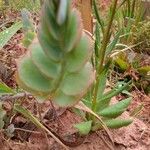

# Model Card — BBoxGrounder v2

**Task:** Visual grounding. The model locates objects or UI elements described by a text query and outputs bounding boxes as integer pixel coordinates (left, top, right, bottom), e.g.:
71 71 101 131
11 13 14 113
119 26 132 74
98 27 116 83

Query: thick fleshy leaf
93 119 132 130
17 56 53 93
42 2 59 39
64 10 82 52
54 91 81 107
38 14 63 62
66 33 93 72
74 121 92 135
16 0 94 108
38 29 62 62
16 73 49 98
98 97 132 118
45 0 55 18
100 81 131 101
61 63 94 96
30 42 61 79
97 81 131 111
105 119 132 129
57 0 68 25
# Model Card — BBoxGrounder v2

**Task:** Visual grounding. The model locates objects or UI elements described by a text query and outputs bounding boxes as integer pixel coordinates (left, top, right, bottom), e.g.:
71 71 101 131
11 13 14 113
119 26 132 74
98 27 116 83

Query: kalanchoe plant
13 0 134 141
16 0 94 107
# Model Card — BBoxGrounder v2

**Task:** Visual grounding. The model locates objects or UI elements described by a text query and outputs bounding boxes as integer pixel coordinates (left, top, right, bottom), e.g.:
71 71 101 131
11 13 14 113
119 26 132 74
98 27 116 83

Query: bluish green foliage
16 0 94 107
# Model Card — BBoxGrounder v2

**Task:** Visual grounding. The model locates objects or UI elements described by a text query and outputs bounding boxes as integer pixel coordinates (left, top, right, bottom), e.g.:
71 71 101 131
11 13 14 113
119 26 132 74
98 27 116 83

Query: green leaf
97 61 111 99
99 81 131 102
98 97 132 118
95 22 101 58
43 2 59 39
93 0 104 33
72 108 86 120
17 56 53 94
30 42 61 79
97 81 131 111
21 8 35 48
106 31 121 55
54 91 80 107
74 120 92 135
21 8 34 31
92 118 132 130
57 0 68 25
82 99 92 108
22 31 35 48
0 21 22 49
137 66 150 76
16 0 94 107
61 63 94 96
64 10 82 52
66 34 93 72
114 57 130 71
0 82 14 95
105 119 133 129
38 28 63 62
122 90 132 96
16 73 49 100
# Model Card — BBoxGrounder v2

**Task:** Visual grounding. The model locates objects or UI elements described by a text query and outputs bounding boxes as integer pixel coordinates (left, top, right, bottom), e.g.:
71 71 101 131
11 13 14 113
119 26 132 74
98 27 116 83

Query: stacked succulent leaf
16 0 94 107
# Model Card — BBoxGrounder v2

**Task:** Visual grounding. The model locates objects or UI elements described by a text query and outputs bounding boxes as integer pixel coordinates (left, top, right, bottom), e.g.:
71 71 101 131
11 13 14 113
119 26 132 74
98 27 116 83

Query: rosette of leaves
16 0 94 107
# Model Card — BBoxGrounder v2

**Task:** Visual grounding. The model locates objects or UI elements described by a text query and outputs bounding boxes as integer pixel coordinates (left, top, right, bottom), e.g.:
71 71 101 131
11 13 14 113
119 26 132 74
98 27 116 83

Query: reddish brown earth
0 7 150 150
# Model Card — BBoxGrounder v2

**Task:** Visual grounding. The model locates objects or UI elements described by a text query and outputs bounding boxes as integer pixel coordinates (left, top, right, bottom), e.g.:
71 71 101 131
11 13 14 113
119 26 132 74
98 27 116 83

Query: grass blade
0 21 22 49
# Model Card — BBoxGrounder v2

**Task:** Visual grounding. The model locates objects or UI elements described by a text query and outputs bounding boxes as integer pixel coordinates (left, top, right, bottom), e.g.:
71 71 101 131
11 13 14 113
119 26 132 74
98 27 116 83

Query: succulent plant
16 0 94 107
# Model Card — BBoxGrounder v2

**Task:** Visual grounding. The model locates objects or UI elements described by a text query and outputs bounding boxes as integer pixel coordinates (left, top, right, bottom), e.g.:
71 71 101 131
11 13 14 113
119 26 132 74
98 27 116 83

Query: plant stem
92 0 118 111
131 0 136 18
52 57 66 94
127 0 131 17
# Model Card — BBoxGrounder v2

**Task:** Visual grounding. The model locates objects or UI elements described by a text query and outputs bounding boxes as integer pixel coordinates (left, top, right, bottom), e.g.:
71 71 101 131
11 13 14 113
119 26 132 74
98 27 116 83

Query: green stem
93 0 104 34
51 55 67 96
92 0 118 111
126 0 131 17
51 36 68 95
131 0 136 18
